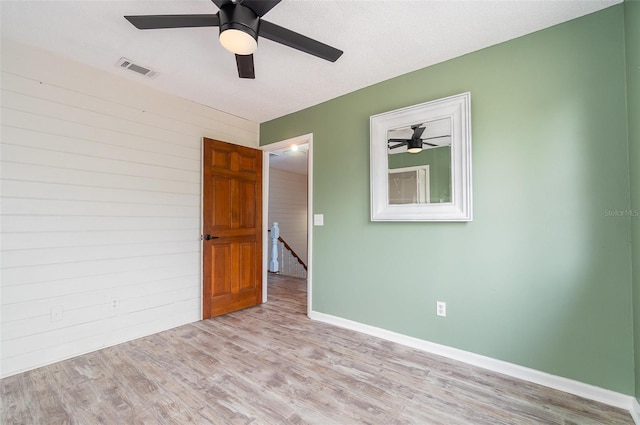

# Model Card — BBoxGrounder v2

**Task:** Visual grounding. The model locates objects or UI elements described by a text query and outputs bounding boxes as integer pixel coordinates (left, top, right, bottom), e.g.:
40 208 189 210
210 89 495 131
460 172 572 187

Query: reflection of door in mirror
387 117 452 203
388 166 429 204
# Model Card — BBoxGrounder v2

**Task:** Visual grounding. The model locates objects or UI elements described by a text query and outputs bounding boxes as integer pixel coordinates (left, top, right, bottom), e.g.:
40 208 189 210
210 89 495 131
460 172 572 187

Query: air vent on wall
116 57 158 78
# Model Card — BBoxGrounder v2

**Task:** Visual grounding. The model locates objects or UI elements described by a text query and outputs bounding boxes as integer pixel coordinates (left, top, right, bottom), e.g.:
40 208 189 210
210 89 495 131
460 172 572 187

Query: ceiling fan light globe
407 147 422 154
220 29 257 55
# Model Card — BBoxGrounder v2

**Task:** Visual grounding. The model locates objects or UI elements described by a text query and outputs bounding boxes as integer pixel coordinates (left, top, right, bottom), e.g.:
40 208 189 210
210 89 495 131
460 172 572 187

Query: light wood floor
1 275 633 424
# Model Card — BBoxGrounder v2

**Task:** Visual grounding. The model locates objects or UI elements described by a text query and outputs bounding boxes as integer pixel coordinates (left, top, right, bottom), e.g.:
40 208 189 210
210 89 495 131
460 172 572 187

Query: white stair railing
269 222 280 273
268 223 307 279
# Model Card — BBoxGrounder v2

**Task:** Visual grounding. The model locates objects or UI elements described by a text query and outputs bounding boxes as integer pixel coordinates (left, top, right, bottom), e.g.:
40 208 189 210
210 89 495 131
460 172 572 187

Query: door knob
204 234 219 240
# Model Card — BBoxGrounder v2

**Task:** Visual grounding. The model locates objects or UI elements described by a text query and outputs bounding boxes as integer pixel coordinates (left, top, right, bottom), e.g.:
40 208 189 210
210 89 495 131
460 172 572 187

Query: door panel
213 178 232 228
239 241 256 291
211 243 232 295
239 180 256 228
238 152 258 173
203 138 262 318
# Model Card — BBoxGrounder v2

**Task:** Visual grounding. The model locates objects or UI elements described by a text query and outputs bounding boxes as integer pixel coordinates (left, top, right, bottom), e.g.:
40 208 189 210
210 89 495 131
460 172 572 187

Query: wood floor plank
0 274 633 424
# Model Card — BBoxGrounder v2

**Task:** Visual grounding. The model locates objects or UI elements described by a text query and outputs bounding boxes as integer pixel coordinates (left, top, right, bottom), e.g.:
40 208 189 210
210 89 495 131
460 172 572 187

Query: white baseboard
309 310 636 418
631 398 640 425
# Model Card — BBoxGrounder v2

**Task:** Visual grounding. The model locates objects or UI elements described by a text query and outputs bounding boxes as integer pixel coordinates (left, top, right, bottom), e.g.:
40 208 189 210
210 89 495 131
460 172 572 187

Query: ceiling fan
388 124 451 154
124 0 343 79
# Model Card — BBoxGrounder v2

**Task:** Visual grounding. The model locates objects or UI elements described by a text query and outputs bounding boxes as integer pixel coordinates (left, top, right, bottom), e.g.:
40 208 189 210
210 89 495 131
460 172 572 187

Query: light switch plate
314 214 324 226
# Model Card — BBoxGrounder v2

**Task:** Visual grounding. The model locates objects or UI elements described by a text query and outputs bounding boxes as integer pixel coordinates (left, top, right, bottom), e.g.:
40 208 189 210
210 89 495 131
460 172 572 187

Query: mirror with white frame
370 92 472 221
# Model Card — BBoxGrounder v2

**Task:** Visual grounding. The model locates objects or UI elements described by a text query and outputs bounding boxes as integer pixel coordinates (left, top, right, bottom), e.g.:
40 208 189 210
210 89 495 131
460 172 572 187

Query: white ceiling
0 0 621 124
269 144 308 174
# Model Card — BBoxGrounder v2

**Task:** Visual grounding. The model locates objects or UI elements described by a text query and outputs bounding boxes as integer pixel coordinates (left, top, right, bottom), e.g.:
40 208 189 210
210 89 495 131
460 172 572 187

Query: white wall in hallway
268 168 308 264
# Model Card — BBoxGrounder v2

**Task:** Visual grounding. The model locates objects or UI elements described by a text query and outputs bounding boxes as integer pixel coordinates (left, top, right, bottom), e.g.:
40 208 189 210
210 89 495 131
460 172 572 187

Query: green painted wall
388 147 451 203
261 6 634 394
625 0 640 403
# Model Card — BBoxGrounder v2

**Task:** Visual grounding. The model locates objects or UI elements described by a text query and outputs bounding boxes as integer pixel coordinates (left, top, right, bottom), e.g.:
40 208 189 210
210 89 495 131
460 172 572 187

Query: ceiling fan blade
211 0 233 9
241 0 281 17
413 126 426 139
125 14 220 30
236 54 255 79
421 135 451 147
259 20 343 62
388 139 410 143
422 135 451 140
388 142 407 149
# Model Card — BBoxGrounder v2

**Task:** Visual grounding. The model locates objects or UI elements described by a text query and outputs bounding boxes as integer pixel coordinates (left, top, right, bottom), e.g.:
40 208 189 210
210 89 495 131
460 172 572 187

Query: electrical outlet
109 297 120 311
436 301 446 317
50 305 63 322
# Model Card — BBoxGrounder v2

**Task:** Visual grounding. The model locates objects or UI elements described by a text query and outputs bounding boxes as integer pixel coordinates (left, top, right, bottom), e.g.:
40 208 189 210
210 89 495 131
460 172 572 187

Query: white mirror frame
370 92 472 221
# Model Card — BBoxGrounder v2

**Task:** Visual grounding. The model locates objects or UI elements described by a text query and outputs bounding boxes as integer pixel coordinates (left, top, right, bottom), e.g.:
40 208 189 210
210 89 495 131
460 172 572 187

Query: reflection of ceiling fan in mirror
388 124 451 154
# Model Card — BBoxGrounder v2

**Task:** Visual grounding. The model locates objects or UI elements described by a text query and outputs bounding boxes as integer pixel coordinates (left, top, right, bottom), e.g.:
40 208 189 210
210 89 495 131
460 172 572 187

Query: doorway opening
261 133 313 317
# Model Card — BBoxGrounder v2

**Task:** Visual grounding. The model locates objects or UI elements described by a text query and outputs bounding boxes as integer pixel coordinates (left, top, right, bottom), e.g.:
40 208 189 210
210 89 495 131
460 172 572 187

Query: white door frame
261 133 313 317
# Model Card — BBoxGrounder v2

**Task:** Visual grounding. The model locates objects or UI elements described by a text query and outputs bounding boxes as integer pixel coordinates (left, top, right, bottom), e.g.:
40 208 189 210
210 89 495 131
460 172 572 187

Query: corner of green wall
624 0 640 403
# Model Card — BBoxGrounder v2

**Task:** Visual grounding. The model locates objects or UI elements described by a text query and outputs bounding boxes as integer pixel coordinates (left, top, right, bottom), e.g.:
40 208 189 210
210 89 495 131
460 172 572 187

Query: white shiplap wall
0 39 259 378
268 168 308 264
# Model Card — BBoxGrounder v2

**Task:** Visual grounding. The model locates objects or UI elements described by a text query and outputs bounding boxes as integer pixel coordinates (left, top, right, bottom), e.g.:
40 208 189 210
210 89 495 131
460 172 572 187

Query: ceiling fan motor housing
218 3 260 44
408 139 423 151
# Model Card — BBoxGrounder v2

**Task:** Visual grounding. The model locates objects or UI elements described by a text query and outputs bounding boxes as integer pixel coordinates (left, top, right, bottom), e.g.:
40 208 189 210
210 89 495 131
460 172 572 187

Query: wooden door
203 138 262 318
